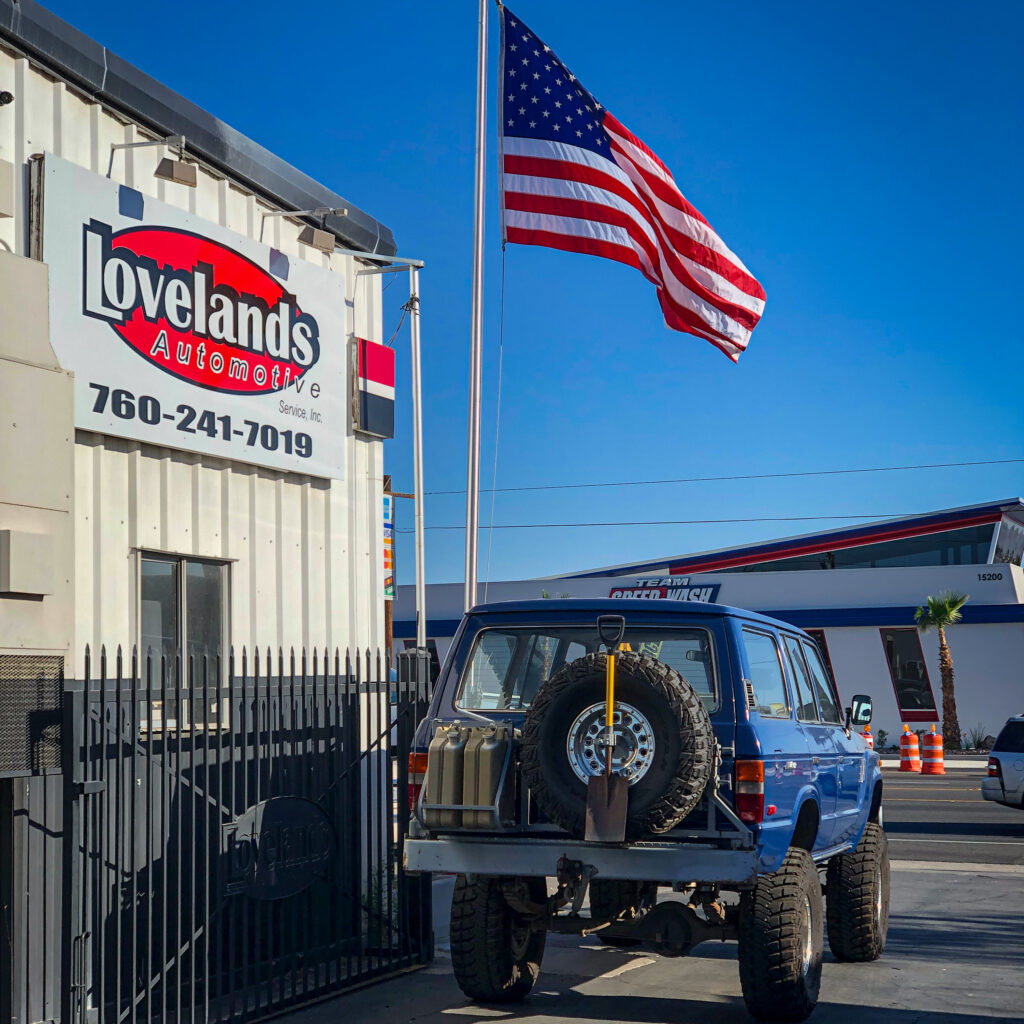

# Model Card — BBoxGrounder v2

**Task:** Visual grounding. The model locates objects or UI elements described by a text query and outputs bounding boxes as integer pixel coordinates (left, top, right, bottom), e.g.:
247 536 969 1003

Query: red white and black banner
352 337 395 439
41 154 350 478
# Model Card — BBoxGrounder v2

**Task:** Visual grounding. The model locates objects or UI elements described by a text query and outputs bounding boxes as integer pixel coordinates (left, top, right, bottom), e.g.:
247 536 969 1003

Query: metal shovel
585 616 628 842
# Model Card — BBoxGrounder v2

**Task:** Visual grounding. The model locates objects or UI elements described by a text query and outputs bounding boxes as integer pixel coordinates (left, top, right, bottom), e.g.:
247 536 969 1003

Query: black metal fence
3 645 434 1024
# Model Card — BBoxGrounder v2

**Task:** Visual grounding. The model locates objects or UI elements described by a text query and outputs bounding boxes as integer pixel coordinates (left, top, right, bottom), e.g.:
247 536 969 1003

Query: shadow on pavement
471 992 1022 1023
885 912 1024 966
884 819 1024 838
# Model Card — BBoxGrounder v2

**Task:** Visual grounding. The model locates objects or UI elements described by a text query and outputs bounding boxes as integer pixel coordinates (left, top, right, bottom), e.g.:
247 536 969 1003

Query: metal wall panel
0 44 387 673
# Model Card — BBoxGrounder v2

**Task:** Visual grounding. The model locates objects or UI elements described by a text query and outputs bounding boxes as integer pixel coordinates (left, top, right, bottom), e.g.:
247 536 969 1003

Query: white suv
982 715 1024 809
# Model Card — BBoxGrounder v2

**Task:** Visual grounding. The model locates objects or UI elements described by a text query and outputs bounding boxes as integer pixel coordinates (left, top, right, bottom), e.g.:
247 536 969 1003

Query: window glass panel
801 640 841 723
141 558 178 663
186 561 224 669
804 629 836 683
457 626 718 712
742 630 789 718
880 629 937 716
783 637 818 722
994 721 1024 753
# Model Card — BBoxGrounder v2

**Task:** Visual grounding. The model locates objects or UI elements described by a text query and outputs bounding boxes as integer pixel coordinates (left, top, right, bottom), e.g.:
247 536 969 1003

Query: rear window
994 720 1024 753
456 626 718 713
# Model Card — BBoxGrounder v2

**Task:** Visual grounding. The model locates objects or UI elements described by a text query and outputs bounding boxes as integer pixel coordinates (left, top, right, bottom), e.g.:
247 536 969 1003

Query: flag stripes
500 8 764 360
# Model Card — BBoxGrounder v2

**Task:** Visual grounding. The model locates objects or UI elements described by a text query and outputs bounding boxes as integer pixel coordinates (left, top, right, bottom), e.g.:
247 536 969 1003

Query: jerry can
423 723 468 828
462 724 512 829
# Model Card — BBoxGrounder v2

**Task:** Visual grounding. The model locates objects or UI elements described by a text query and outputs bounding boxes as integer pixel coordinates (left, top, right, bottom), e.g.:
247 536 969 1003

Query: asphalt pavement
277 769 1024 1024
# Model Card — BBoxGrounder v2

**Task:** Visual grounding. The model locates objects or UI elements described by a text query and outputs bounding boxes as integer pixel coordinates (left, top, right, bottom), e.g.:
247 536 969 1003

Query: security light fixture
259 206 348 253
107 134 196 187
0 91 13 107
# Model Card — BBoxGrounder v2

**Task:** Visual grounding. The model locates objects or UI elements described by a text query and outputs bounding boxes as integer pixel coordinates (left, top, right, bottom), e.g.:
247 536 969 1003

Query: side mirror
848 694 872 727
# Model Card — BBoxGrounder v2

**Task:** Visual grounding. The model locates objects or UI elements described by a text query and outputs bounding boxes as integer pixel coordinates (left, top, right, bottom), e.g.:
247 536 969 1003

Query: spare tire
521 652 714 838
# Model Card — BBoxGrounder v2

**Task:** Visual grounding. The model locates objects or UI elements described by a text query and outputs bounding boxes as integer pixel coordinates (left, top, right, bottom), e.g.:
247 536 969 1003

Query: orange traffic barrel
899 725 921 772
921 724 945 775
861 726 874 749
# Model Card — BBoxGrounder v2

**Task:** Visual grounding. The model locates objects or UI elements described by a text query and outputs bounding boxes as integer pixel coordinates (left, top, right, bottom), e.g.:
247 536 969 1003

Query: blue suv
405 600 887 1022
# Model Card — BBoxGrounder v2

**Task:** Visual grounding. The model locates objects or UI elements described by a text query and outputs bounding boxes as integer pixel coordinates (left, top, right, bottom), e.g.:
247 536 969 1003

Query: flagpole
464 0 489 613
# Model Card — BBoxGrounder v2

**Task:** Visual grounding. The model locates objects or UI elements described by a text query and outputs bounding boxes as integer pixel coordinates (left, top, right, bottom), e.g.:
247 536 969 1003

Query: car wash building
0 5 429 1024
395 499 1024 743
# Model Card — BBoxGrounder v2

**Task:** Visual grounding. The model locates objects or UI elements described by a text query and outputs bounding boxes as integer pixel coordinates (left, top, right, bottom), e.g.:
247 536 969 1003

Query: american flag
500 8 765 361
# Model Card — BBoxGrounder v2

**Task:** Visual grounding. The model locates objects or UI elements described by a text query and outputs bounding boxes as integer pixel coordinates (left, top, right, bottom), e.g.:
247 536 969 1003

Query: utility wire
397 513 918 533
418 457 1024 497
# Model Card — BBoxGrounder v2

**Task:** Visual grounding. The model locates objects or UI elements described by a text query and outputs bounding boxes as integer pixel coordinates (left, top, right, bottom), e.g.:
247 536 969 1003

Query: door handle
837 756 845 765
812 756 820 765
784 760 798 771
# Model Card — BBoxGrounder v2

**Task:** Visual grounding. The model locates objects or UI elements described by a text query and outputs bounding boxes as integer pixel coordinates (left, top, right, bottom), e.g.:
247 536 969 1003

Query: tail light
987 756 1001 779
408 752 428 811
735 759 765 824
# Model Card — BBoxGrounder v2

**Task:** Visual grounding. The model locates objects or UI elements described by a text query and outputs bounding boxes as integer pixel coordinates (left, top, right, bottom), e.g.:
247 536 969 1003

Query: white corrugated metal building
0 1 397 672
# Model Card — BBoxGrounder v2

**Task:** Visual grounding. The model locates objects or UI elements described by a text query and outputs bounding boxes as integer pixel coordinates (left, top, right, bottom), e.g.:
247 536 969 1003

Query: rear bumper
982 776 1023 807
403 836 759 886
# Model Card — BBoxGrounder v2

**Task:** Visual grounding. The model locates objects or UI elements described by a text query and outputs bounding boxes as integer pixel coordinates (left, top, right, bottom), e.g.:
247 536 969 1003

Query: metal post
464 0 488 614
409 265 427 649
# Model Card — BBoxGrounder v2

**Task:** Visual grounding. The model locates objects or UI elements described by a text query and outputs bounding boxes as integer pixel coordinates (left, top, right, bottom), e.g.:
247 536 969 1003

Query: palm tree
914 591 969 750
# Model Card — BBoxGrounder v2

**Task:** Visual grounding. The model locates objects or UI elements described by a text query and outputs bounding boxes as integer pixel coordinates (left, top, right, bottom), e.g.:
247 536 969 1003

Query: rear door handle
812 756 820 765
784 760 798 771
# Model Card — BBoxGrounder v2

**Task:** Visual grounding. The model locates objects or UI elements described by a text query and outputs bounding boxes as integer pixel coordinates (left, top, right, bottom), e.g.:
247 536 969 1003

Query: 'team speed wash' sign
41 154 347 479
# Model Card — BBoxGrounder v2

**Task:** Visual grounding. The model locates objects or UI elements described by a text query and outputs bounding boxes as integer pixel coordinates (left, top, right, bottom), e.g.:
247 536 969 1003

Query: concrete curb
880 757 986 769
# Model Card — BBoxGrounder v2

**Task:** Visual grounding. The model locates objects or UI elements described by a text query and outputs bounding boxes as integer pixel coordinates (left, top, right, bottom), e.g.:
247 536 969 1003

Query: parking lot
279 770 1024 1024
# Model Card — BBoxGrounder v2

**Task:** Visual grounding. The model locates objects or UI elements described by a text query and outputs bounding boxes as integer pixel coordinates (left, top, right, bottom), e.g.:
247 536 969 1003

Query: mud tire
450 875 546 1003
825 822 890 962
521 653 714 838
738 847 823 1022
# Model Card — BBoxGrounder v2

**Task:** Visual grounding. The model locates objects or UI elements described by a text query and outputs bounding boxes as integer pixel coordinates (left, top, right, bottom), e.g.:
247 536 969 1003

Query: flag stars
520 82 527 89
541 110 549 117
522 57 529 66
510 43 517 52
576 130 583 137
565 114 572 122
529 121 536 128
508 69 516 77
518 107 525 114
553 124 560 131
530 96 539 103
532 72 540 79
544 86 551 94
554 100 562 108
507 119 514 127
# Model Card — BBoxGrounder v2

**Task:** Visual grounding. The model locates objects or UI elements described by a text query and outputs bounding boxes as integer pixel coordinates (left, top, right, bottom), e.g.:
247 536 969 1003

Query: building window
140 554 229 668
879 628 938 723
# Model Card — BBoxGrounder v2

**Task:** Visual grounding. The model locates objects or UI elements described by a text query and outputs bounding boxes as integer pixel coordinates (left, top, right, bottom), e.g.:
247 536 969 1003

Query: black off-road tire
450 875 547 1003
825 822 890 962
589 879 656 947
521 653 714 838
738 848 823 1023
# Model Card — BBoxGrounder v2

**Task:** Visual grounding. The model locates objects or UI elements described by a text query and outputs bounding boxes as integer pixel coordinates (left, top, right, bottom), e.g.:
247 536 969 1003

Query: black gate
61 645 433 1024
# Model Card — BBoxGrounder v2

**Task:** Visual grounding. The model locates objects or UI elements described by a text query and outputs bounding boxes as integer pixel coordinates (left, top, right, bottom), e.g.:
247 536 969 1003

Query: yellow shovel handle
604 651 616 773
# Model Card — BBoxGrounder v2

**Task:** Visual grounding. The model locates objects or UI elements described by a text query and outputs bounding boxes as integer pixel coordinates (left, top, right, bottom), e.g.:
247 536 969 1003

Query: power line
417 457 1024 498
397 513 916 533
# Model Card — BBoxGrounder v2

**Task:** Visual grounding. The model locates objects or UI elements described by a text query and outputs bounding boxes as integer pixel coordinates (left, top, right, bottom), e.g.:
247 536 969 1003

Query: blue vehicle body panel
414 598 883 881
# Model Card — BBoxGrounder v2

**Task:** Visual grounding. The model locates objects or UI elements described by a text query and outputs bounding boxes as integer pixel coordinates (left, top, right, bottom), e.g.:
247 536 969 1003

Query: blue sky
48 0 1024 584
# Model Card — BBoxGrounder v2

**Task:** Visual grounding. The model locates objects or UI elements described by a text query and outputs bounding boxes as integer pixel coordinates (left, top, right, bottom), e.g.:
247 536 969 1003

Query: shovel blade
584 773 628 843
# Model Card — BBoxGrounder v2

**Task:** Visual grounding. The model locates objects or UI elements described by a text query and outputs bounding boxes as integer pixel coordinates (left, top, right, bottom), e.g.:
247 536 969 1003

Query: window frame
137 551 231 729
453 623 720 714
781 635 821 723
878 627 939 723
740 627 792 719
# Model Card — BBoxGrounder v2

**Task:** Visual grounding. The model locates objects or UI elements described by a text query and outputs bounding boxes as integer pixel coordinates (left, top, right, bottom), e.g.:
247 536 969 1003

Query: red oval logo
82 221 320 395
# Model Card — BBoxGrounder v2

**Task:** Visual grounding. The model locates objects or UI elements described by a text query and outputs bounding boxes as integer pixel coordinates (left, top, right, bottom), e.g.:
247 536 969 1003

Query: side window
742 629 790 718
783 636 819 722
801 640 841 724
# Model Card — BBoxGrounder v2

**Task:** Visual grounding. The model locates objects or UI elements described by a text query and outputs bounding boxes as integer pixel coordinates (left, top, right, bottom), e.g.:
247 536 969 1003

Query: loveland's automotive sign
42 154 347 478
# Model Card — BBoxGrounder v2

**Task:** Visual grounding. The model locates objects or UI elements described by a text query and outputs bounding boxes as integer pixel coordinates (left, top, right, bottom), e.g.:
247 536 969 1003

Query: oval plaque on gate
223 797 335 900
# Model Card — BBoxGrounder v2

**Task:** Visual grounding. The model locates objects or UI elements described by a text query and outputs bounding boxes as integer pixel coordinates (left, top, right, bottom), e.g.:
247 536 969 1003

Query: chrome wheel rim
801 894 813 976
565 701 655 785
874 863 884 932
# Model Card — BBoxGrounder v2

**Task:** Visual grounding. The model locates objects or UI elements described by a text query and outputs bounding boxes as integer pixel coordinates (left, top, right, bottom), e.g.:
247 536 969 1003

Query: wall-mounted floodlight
107 134 196 187
259 206 348 253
